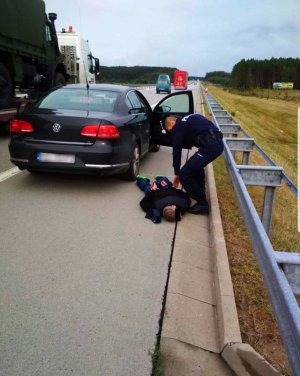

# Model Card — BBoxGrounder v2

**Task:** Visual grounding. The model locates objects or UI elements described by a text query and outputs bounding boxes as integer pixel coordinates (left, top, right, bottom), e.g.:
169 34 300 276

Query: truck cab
173 70 188 90
57 27 100 84
0 0 68 109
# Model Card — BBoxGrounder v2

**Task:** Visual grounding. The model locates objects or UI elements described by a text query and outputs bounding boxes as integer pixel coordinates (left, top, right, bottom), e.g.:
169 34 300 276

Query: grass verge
207 84 298 183
213 158 291 375
204 83 299 375
151 345 164 376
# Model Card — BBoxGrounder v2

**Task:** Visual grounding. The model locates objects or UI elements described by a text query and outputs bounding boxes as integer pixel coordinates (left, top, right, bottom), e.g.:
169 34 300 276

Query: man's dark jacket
139 187 191 213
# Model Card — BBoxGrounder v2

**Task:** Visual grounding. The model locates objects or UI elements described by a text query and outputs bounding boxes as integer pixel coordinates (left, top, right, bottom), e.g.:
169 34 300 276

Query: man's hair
163 205 176 222
165 116 177 130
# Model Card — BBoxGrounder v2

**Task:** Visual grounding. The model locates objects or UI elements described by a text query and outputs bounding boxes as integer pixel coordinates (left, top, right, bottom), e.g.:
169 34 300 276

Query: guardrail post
262 187 276 234
211 105 223 111
274 252 300 295
215 115 234 124
235 165 283 234
225 138 254 165
219 124 241 138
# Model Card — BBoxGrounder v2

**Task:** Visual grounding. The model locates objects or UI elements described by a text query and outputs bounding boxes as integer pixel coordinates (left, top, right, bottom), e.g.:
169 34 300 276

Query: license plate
37 152 75 164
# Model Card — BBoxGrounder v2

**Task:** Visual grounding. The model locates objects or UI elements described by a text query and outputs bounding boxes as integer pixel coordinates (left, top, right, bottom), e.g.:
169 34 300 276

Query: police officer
165 114 224 215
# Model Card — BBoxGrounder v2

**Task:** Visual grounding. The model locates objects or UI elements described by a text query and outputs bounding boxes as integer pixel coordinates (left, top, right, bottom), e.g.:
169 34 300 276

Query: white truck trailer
57 26 99 84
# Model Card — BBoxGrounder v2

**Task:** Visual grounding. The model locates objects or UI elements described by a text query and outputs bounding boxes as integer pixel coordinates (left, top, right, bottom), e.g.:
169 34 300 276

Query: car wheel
27 168 42 174
149 144 160 152
121 143 140 181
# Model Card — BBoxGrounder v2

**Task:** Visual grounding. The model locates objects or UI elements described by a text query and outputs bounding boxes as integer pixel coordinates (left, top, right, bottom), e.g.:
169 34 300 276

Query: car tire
27 168 42 174
121 143 140 181
149 144 160 152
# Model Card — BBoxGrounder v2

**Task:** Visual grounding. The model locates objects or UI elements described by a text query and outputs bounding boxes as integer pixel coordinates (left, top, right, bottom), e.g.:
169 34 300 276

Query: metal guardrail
240 128 298 197
210 100 298 198
204 90 300 375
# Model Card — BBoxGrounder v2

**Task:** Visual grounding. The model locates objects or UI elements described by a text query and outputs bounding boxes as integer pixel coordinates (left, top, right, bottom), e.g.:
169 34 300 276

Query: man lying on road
136 175 191 224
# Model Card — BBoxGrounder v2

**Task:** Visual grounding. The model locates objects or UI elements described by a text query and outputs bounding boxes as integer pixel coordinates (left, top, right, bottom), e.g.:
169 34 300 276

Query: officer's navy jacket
172 114 220 175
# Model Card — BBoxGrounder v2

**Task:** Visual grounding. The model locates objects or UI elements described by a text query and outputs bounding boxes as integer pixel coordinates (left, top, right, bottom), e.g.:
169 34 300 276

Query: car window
126 91 145 113
125 95 134 110
35 89 119 112
158 75 169 80
136 92 151 113
157 93 190 113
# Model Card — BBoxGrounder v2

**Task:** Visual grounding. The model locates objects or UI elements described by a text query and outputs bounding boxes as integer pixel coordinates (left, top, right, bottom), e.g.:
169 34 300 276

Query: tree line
204 71 231 86
96 66 177 85
95 58 300 90
205 58 300 89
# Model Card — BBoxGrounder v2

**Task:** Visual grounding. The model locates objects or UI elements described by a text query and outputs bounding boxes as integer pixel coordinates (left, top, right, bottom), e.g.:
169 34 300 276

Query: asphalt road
0 85 199 376
0 131 13 172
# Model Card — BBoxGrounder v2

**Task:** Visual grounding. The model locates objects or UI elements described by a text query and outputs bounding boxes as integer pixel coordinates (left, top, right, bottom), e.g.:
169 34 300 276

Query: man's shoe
188 202 209 215
136 174 150 182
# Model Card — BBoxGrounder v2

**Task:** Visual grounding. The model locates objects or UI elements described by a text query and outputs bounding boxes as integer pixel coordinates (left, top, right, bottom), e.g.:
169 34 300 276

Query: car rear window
35 89 119 112
158 75 168 80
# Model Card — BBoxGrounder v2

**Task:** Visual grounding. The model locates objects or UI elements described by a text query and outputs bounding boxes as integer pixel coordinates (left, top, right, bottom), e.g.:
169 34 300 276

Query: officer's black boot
188 198 209 215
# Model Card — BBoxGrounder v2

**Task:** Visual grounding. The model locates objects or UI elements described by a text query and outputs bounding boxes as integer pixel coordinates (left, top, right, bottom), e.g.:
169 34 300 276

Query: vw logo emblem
52 123 61 133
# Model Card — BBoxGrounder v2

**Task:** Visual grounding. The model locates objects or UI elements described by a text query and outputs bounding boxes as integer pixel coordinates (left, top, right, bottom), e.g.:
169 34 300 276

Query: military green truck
0 0 68 116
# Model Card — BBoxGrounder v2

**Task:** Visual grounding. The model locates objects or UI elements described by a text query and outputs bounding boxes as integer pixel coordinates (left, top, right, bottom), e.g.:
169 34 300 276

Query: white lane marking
0 167 21 182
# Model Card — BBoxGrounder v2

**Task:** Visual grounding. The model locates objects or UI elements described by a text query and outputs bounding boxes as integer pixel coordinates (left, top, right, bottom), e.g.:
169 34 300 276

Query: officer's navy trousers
179 140 224 203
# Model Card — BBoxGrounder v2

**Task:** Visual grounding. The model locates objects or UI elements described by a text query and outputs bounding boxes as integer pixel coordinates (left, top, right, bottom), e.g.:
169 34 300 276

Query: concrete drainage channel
152 160 283 376
151 221 178 375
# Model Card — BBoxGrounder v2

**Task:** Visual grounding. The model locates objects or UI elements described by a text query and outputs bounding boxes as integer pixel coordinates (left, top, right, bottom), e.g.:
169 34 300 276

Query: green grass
202 84 299 375
213 157 291 375
207 84 298 183
205 83 299 251
151 346 164 376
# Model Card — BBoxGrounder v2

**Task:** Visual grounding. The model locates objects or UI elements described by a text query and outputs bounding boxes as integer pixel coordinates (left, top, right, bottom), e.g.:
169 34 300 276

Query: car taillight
81 125 99 137
10 119 34 133
97 125 120 139
81 124 120 139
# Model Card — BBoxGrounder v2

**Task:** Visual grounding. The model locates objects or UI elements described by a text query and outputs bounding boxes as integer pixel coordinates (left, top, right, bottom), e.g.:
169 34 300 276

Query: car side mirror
94 58 100 75
158 105 171 113
128 108 141 114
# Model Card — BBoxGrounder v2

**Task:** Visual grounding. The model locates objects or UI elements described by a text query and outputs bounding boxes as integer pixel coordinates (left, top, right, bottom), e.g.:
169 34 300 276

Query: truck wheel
53 72 66 87
0 63 13 108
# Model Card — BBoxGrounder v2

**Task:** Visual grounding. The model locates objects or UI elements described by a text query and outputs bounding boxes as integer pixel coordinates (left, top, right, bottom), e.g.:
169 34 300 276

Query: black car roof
60 83 132 92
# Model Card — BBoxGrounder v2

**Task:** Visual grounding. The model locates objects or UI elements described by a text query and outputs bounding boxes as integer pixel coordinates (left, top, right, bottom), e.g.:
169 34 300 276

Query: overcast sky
45 0 299 77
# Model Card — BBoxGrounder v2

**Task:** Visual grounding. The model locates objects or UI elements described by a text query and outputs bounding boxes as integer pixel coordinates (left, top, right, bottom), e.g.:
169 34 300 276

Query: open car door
150 90 194 147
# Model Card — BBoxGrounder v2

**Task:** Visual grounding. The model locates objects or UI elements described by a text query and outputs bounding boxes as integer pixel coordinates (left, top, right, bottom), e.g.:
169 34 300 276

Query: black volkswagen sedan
9 84 194 180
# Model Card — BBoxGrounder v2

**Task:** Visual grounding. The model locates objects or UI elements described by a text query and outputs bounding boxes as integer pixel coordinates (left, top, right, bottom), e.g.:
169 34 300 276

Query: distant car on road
156 74 171 94
9 84 194 180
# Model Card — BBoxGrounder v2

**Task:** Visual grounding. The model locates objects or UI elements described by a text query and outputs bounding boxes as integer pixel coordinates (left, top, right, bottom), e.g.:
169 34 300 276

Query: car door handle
160 121 166 133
